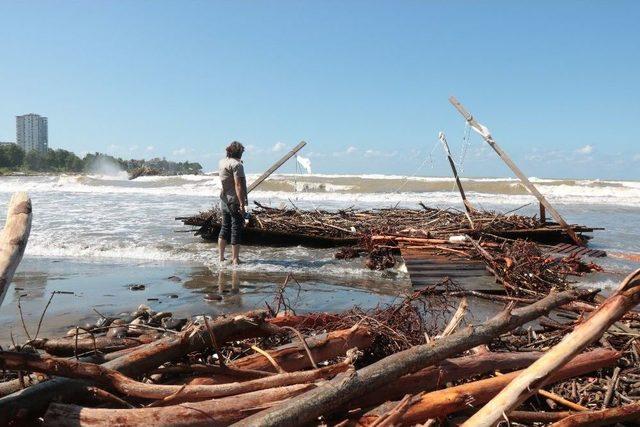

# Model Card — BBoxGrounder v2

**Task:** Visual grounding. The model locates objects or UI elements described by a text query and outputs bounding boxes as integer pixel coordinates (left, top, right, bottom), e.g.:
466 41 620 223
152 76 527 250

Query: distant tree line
0 144 202 175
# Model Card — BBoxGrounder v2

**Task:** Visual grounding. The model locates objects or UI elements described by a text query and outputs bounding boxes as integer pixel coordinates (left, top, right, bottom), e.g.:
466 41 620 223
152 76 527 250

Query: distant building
16 114 48 153
0 141 16 146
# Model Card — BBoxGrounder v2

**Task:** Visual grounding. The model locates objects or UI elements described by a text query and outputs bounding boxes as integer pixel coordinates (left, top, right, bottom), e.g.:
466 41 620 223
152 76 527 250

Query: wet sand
0 257 407 344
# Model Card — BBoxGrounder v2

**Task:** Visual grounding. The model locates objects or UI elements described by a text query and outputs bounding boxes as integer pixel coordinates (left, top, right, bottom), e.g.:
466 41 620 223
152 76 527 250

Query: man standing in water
218 141 248 266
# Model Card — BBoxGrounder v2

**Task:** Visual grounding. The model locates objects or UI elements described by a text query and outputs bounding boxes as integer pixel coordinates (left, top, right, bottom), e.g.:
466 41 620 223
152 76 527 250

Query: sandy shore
0 257 404 345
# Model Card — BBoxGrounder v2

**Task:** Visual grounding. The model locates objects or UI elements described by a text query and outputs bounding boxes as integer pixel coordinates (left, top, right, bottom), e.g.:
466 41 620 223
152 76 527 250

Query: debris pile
1 270 640 426
179 202 597 249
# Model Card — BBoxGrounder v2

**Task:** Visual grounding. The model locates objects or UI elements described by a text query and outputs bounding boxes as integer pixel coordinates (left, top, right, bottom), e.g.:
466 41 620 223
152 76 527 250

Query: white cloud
172 148 187 155
129 145 139 152
346 146 357 154
363 149 397 158
146 145 155 152
272 142 286 152
245 144 263 154
108 144 119 151
576 144 594 154
633 154 640 162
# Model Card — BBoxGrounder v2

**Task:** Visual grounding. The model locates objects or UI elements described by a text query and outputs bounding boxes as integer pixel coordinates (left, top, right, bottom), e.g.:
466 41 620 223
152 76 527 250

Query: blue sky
0 1 638 179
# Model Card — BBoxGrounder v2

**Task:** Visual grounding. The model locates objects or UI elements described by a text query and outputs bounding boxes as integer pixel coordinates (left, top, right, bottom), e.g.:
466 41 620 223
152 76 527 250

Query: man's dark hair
226 141 245 159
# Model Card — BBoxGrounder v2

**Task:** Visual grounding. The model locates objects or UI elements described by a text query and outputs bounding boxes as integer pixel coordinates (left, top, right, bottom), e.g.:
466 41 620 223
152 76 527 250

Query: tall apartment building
16 114 48 153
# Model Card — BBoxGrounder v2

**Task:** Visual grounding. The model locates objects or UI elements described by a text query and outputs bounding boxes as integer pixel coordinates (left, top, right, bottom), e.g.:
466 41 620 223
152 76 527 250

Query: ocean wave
1 174 639 206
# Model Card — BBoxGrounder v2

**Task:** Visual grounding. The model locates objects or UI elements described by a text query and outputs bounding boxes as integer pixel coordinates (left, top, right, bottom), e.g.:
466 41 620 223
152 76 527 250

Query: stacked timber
2 270 640 426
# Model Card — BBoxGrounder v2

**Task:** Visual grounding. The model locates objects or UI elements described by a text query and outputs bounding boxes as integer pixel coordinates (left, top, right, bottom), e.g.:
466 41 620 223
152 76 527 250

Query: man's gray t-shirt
219 157 246 205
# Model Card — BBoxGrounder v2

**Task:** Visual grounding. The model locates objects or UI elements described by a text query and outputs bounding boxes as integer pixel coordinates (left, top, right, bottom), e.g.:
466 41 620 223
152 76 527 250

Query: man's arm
233 162 248 213
235 176 247 213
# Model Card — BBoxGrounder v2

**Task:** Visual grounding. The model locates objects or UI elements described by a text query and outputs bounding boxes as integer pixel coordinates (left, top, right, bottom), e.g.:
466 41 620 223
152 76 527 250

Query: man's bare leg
231 244 241 265
218 238 227 262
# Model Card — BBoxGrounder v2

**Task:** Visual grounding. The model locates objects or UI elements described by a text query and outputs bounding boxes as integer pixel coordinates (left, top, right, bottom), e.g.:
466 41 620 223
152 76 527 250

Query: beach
1 173 638 345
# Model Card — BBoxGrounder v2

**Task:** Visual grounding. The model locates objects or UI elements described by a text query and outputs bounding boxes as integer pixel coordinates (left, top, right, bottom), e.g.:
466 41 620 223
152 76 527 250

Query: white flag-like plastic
296 155 312 174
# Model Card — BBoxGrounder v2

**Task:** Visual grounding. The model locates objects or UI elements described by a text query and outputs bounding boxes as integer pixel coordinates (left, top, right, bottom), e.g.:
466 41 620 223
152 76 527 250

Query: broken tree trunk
44 383 316 427
359 349 618 426
0 192 32 306
462 268 640 427
448 96 583 246
550 402 640 427
0 310 275 425
231 288 588 427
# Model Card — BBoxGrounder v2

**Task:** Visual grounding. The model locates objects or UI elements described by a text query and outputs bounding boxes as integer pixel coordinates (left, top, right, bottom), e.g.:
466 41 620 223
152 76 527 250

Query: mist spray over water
86 156 128 179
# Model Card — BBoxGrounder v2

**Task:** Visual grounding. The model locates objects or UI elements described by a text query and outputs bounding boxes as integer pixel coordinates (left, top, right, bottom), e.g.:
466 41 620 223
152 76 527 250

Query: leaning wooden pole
231 288 588 427
438 131 475 227
462 268 640 427
247 141 307 193
448 97 583 246
0 192 32 307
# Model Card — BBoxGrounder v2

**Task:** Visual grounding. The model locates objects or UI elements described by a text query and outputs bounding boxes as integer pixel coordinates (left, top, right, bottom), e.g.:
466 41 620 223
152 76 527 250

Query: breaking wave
1 174 638 206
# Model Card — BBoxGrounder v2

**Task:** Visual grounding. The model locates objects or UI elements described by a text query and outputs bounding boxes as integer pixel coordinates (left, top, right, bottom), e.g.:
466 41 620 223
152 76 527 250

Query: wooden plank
406 263 488 271
247 141 307 193
0 192 32 306
449 97 583 247
554 243 573 252
404 259 485 266
574 248 592 257
411 276 503 292
409 270 492 278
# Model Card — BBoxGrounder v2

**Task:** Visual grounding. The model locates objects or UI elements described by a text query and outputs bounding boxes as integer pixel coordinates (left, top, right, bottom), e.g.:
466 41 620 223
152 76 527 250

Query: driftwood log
0 192 32 306
550 402 640 427
0 310 275 425
0 349 355 403
354 350 545 409
462 268 640 427
231 325 372 372
44 383 316 427
232 288 588 427
359 348 619 425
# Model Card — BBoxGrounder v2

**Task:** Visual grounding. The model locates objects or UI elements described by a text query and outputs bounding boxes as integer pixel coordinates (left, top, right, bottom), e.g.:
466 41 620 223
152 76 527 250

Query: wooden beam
0 192 32 307
438 131 475 228
448 97 583 246
247 141 307 193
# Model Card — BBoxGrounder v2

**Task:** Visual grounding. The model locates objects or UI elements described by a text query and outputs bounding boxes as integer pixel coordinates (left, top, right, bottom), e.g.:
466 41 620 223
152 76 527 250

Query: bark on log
0 310 273 425
0 349 353 403
43 383 316 427
267 313 341 329
31 335 158 356
462 269 640 427
231 288 588 427
359 349 618 426
550 403 640 427
355 351 544 409
231 325 373 372
0 192 32 307
0 374 44 398
508 411 576 423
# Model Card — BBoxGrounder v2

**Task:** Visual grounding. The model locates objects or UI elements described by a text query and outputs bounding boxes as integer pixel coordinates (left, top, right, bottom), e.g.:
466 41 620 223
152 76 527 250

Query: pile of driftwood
179 203 592 243
361 232 602 296
1 270 640 426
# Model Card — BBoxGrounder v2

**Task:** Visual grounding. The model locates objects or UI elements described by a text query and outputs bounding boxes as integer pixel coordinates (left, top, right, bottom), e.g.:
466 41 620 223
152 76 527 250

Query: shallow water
0 173 638 344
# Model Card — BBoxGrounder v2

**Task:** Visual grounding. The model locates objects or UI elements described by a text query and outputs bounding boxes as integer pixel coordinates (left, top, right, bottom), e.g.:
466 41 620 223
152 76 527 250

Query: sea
0 173 638 343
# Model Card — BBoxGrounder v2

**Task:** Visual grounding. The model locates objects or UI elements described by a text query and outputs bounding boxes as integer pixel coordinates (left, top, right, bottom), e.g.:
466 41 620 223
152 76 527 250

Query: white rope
392 139 440 194
457 121 472 174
